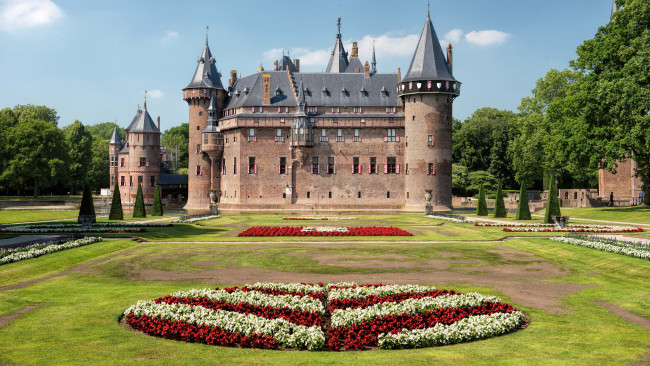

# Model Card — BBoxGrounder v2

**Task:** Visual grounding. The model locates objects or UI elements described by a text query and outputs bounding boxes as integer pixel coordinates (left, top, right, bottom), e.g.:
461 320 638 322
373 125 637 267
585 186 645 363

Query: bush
151 185 163 216
494 183 507 218
516 182 531 220
78 182 96 223
476 184 488 216
109 180 123 220
473 193 508 200
133 183 146 218
544 177 561 224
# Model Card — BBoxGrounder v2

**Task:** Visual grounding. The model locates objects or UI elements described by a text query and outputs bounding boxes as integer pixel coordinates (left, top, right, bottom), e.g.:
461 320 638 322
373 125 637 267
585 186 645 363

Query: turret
325 17 349 73
108 127 122 190
400 12 461 212
183 29 228 210
291 77 313 148
201 92 224 195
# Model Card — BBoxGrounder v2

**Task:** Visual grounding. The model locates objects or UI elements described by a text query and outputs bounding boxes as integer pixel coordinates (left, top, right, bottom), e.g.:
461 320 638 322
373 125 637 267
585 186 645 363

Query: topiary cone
151 185 163 216
494 183 507 218
133 183 146 218
477 184 488 216
544 176 561 223
515 182 531 220
109 180 123 220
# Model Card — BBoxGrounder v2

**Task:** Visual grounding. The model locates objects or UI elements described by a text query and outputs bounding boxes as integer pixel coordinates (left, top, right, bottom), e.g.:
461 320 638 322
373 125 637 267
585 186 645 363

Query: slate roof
125 103 160 133
157 174 188 185
277 54 298 72
118 141 129 154
203 92 219 133
109 127 122 144
403 14 456 82
325 18 349 73
186 41 225 90
223 71 400 111
345 57 364 73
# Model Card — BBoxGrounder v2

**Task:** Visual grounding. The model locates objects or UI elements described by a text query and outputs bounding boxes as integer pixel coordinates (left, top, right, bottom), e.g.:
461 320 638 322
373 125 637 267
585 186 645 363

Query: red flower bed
328 289 460 311
224 285 326 302
237 226 412 237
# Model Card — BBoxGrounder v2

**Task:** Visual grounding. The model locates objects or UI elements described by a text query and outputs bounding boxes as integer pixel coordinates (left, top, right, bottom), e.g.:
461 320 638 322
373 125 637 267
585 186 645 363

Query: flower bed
550 234 650 260
237 226 412 237
474 222 643 233
282 217 357 221
0 236 102 265
426 213 474 223
172 214 220 223
123 282 524 351
0 222 172 233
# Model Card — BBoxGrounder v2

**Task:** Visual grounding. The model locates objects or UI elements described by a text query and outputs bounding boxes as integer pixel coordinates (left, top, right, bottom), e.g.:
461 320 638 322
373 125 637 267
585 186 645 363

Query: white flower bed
425 214 475 223
300 226 349 233
378 311 524 349
283 217 357 220
0 237 102 265
249 282 326 295
171 215 220 223
331 293 499 327
125 300 325 350
0 225 143 233
550 237 650 260
328 284 435 300
168 288 325 313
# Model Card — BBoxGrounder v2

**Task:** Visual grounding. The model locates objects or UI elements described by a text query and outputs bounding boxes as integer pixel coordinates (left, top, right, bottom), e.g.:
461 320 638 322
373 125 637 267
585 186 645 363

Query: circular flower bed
237 226 412 237
123 282 524 351
474 222 643 233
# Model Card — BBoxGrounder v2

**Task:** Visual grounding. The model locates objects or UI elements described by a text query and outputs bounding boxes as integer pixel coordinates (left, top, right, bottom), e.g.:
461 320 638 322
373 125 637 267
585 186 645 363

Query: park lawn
0 210 78 224
554 206 650 225
0 232 649 365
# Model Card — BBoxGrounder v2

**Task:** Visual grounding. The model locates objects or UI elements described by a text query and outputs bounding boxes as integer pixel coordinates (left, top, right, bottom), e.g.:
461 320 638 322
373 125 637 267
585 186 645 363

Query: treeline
0 105 189 197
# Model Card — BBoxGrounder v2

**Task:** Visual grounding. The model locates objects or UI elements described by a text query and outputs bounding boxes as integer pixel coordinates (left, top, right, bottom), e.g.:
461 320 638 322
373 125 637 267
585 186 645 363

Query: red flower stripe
328 289 461 311
154 295 322 327
238 226 412 237
126 314 277 349
218 286 327 302
327 302 516 350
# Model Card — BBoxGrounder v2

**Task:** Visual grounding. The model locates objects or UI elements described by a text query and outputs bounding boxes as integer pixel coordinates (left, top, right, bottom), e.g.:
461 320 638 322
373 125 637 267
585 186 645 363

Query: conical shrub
476 184 488 216
151 185 163 216
133 183 146 218
544 176 561 223
494 183 507 218
78 182 96 223
109 180 123 220
515 182 531 220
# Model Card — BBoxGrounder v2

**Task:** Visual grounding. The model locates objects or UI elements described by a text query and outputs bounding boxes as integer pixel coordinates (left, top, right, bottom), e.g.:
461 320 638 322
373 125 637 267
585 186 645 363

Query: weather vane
206 26 209 44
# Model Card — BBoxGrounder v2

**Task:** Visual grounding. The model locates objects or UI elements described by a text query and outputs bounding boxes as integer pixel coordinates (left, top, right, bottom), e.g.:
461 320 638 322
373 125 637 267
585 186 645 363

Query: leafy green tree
78 182 96 222
87 138 109 192
476 184 488 216
109 180 123 220
161 123 189 171
132 183 146 218
0 108 17 190
567 0 650 203
451 164 469 196
151 185 163 216
0 119 68 196
516 182 532 220
86 122 124 141
493 183 507 218
544 176 561 224
466 170 498 196
65 121 93 194
12 104 59 125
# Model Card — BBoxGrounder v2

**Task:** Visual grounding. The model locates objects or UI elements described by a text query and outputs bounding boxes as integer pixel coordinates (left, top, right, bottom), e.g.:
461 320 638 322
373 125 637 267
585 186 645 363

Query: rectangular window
150 176 155 187
353 157 360 174
328 192 332 198
120 176 125 187
331 107 340 113
248 128 256 142
279 157 287 174
385 107 396 113
308 106 317 113
129 176 133 187
196 165 202 176
275 128 284 142
139 157 146 167
336 128 344 142
312 157 319 174
353 129 360 142
387 191 390 199
320 129 328 142
358 192 361 198
386 157 396 174
428 163 435 175
248 157 256 174
222 158 226 175
327 157 335 174
369 157 377 174
353 107 362 113
138 175 143 184
233 157 237 175
428 135 434 146
384 129 396 142
196 144 201 153
307 192 311 199
120 158 124 167
203 134 208 144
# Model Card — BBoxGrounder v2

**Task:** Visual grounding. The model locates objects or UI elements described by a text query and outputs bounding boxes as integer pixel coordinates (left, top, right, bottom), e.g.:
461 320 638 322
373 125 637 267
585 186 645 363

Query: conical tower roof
203 92 219 133
126 101 159 133
325 17 349 73
403 14 455 82
371 42 377 74
186 37 225 90
109 126 122 144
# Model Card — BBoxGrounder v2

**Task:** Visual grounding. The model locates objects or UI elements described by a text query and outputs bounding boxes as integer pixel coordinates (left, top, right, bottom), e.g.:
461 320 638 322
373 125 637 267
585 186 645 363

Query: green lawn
0 210 649 365
0 210 79 224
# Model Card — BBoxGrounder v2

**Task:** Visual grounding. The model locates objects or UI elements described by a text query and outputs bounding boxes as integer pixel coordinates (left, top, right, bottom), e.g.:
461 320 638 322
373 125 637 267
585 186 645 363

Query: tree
151 185 163 216
494 183 507 218
466 170 498 196
87 138 109 192
476 184 488 216
109 180 123 220
133 183 146 218
516 182 532 220
86 122 124 141
452 164 469 197
544 176 561 224
78 182 96 223
0 119 68 196
12 104 59 125
567 0 650 203
65 121 93 194
161 123 189 171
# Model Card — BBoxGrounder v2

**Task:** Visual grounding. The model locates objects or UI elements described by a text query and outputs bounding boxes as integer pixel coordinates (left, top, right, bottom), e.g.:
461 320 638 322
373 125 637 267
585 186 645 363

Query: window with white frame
248 157 257 174
275 128 284 142
428 163 435 175
248 128 256 142
353 107 362 113
353 157 360 174
279 157 287 174
327 157 335 174
336 128 344 142
384 129 398 142
308 106 318 113
320 129 328 142
331 107 340 113
369 157 377 174
311 157 319 174
353 129 360 142
428 135 434 146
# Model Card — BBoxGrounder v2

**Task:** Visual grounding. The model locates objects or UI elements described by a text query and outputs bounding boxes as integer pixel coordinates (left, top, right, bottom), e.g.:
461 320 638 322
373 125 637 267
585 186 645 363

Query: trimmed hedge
78 182 96 224
516 183 531 220
477 184 488 216
109 180 123 220
494 183 507 218
151 185 163 216
133 183 146 218
544 177 561 224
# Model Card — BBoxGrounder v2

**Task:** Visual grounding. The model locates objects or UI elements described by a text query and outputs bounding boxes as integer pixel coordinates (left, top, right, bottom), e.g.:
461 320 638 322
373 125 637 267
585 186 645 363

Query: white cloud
443 29 463 43
0 0 63 32
465 30 511 46
161 31 178 42
148 90 164 99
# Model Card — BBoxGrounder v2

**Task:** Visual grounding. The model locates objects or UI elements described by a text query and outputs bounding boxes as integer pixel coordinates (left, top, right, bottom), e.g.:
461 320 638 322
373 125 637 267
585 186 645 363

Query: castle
110 11 461 212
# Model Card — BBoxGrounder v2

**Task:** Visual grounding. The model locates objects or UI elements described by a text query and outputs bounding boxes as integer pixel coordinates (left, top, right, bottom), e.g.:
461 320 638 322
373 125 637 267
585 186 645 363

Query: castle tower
400 13 461 211
183 32 227 210
108 127 121 191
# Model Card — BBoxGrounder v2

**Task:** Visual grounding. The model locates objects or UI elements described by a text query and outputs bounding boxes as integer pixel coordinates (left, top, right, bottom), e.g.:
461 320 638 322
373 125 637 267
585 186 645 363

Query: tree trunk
33 180 39 197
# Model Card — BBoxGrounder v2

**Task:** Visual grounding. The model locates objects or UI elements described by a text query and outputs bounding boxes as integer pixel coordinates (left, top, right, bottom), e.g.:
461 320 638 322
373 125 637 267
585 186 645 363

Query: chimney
446 43 453 73
363 61 370 78
397 67 401 84
262 74 271 105
156 116 160 130
293 59 300 72
274 59 278 71
228 70 238 89
351 41 359 59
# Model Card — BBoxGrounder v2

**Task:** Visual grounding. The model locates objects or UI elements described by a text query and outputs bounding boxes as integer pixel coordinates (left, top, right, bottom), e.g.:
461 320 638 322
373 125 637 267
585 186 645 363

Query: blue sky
0 0 615 132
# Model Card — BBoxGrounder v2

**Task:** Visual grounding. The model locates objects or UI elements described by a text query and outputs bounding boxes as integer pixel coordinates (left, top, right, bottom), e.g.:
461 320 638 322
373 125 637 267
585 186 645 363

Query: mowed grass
0 210 79 224
0 210 649 365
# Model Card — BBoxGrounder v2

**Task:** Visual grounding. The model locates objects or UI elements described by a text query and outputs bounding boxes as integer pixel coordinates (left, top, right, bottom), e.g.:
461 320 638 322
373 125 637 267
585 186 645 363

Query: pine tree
494 183 507 218
78 182 96 223
515 182 532 220
476 184 488 216
133 183 146 218
544 176 561 223
151 185 163 216
109 180 123 220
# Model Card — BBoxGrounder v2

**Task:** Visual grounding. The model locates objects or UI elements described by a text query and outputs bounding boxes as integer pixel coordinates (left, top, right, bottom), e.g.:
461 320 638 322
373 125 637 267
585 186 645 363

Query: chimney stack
446 43 453 73
228 70 238 89
363 61 370 78
262 74 271 105
156 116 160 130
351 41 359 59
397 67 401 84
274 59 278 71
293 59 300 72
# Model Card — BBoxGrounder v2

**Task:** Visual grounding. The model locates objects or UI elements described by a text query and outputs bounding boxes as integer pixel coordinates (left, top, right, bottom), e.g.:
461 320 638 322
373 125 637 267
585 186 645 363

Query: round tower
183 33 227 210
400 13 461 212
108 127 122 191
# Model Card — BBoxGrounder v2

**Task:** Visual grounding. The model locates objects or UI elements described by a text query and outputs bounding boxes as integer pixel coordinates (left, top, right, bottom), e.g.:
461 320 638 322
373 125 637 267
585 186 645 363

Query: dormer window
235 90 241 97
360 88 368 97
275 87 282 96
322 87 329 96
243 87 250 94
381 86 388 96
341 87 348 96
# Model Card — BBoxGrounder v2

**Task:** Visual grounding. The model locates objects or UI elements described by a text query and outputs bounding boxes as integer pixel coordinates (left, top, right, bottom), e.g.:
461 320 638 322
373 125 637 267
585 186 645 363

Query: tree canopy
161 123 189 171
